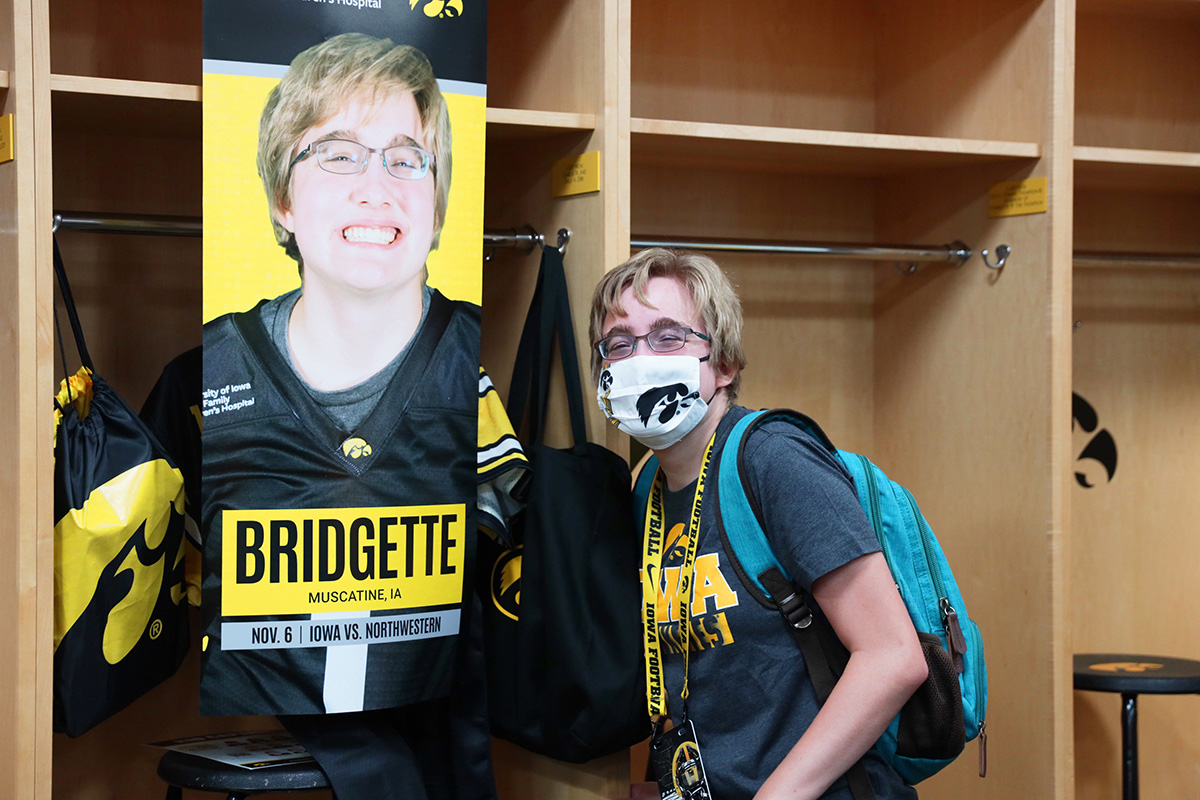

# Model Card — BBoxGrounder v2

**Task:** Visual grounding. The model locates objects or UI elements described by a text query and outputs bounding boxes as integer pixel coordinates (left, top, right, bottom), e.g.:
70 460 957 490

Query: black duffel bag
477 243 647 763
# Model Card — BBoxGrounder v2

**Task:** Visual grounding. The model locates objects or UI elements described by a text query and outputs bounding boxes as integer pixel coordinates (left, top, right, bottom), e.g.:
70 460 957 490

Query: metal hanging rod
53 211 203 237
483 225 571 256
484 225 543 253
52 212 574 255
630 236 972 269
1074 251 1200 270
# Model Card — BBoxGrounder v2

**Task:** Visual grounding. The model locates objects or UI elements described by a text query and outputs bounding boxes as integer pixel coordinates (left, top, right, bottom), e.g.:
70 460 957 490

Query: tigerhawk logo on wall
1072 392 1118 488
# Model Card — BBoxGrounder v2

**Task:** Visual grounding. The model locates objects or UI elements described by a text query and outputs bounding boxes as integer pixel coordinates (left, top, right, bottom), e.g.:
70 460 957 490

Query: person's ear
275 204 296 234
713 360 735 391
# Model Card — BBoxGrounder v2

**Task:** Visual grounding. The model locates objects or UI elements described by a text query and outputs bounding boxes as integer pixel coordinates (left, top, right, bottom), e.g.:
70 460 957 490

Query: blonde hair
257 33 452 269
589 248 747 401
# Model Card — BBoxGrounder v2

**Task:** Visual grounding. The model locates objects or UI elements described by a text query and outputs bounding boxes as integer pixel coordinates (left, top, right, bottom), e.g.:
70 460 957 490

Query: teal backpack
634 409 987 795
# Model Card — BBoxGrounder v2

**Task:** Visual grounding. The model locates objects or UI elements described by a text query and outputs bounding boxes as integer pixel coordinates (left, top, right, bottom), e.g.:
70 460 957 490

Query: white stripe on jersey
478 435 524 466
315 611 368 713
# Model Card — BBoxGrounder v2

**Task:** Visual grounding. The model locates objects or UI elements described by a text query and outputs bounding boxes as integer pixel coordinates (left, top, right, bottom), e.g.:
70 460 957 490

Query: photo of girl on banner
200 2 487 730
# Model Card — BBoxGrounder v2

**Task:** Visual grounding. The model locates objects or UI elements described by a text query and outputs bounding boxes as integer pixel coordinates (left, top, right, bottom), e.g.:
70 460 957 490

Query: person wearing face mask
589 249 928 800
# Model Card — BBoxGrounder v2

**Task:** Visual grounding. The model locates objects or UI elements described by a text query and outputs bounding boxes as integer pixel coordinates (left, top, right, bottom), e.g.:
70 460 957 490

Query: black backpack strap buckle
758 566 812 629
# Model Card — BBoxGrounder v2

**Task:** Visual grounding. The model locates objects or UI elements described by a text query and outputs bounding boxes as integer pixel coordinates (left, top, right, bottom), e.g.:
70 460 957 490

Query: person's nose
349 153 395 207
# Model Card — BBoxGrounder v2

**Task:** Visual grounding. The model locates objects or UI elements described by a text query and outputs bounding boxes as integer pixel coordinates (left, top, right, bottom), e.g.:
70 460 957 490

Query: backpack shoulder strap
632 452 660 533
716 408 875 800
715 408 838 597
715 410 786 599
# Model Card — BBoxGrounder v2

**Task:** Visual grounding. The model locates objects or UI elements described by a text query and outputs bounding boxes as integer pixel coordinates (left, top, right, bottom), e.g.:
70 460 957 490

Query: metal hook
556 228 572 256
893 262 919 275
981 244 1011 270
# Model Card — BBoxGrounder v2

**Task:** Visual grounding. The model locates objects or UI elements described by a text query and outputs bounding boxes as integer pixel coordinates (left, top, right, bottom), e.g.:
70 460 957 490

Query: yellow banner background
202 72 484 322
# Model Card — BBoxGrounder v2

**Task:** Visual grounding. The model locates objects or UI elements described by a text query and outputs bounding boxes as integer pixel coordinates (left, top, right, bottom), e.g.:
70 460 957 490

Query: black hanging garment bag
478 244 647 762
51 238 190 736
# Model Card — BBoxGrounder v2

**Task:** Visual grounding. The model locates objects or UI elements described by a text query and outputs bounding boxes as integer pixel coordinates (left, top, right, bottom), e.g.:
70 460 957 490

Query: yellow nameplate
552 151 601 197
222 504 466 616
0 114 13 164
989 177 1047 218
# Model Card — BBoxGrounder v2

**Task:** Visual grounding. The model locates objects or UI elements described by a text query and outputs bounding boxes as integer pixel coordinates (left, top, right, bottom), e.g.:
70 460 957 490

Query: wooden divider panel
875 158 1061 800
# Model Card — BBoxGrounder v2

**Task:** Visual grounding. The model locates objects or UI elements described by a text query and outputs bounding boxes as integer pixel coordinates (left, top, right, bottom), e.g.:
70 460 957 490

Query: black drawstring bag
52 238 190 736
477 244 647 762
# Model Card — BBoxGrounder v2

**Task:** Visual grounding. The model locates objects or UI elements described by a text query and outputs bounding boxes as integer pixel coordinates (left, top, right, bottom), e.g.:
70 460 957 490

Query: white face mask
596 355 710 450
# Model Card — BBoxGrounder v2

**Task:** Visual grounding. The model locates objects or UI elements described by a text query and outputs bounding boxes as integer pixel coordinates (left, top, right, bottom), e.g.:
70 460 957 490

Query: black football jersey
140 345 203 606
200 290 479 716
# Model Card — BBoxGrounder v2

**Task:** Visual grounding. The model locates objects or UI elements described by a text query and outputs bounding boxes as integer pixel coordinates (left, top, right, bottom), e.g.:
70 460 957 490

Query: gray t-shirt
657 406 916 800
258 286 432 432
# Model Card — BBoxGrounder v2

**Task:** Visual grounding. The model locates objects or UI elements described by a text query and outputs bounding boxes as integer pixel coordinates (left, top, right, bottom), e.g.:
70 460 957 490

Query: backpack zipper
978 719 988 777
901 486 967 673
966 621 987 775
855 454 890 565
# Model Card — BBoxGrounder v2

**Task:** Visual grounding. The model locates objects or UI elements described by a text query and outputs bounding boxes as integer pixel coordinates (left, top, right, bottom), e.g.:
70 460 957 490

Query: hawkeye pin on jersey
200 290 480 716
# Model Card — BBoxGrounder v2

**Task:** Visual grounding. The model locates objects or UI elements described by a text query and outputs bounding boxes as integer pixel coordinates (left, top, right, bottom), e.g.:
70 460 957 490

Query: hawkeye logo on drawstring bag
56 459 188 662
221 504 466 649
53 452 190 736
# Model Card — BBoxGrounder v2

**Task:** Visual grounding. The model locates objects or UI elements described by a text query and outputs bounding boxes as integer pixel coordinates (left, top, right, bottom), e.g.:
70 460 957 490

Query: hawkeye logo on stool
1089 662 1164 673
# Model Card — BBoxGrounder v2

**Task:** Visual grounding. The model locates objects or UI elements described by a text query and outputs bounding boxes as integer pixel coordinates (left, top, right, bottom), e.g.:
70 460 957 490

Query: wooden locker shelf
48 0 201 85
631 0 1050 145
1076 5 1200 153
485 107 597 142
1075 146 1200 192
485 0 604 120
49 74 200 101
632 117 1039 177
1078 0 1200 18
50 82 200 138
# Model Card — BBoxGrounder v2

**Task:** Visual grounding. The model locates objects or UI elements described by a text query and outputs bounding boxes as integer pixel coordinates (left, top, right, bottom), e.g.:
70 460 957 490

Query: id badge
650 719 714 800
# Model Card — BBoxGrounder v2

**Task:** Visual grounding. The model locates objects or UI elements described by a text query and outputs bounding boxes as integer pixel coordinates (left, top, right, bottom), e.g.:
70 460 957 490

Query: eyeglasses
596 326 711 361
290 139 436 181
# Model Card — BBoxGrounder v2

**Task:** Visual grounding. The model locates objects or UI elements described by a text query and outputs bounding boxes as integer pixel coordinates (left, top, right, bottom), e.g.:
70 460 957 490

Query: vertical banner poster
200 0 486 716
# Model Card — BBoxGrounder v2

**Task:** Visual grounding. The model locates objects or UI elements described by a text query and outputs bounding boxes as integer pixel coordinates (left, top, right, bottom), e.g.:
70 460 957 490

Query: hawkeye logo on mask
223 504 466 616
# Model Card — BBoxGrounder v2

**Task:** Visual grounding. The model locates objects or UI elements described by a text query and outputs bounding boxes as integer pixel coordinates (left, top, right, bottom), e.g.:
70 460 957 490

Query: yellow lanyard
640 434 715 721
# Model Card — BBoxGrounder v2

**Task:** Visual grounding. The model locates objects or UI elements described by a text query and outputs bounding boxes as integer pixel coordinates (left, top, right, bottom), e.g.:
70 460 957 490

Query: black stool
157 749 333 799
1073 653 1200 800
